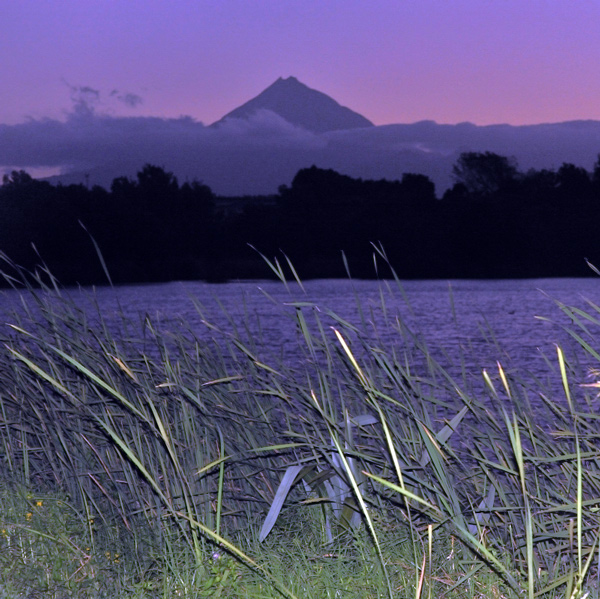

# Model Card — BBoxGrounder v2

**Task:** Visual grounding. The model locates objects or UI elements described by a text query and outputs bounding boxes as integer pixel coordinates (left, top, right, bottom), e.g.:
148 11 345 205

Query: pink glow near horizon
2 0 600 127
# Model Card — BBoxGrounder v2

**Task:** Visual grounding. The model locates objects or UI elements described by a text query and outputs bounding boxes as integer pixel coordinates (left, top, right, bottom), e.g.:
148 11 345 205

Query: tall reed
1 253 600 598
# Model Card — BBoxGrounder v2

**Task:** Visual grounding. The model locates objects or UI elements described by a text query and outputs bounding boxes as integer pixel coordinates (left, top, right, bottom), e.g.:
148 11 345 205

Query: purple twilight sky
2 0 600 127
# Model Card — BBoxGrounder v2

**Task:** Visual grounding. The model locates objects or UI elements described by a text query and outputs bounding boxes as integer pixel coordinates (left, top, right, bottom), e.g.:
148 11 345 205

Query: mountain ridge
4 79 600 196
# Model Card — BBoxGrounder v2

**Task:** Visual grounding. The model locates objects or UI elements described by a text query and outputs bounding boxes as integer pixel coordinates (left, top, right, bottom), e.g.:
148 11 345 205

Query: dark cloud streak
110 90 144 108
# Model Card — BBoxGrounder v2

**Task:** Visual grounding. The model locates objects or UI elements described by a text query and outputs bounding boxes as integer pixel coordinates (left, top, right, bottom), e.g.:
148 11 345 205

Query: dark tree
556 163 593 199
2 170 34 187
110 176 136 196
452 152 519 196
3 155 600 286
136 163 179 195
593 154 600 191
398 173 436 205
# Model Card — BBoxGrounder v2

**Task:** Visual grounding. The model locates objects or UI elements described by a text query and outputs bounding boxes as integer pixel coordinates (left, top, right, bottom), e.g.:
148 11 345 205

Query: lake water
2 277 600 416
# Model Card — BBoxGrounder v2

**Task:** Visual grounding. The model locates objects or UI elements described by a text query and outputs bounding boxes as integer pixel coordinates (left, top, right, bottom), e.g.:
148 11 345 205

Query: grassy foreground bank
1 255 600 598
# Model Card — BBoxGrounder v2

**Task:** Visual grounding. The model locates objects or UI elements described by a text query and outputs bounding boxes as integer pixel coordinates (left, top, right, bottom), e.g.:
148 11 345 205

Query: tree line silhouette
2 151 600 286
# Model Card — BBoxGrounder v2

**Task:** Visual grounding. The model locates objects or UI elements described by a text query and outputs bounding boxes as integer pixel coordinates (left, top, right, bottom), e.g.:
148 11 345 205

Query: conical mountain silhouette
213 76 374 133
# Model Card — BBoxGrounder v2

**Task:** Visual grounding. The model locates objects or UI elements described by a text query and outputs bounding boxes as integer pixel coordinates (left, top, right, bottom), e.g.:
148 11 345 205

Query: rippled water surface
2 277 600 415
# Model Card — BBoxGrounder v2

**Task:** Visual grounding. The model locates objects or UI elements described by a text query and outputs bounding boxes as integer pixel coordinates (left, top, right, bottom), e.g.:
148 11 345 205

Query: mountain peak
213 77 374 133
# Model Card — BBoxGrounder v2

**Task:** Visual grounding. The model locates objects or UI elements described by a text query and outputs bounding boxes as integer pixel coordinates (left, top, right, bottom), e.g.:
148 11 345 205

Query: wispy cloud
64 82 102 117
60 81 144 117
110 90 144 108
